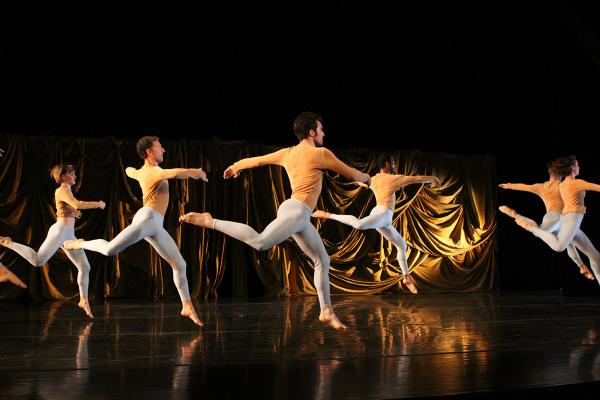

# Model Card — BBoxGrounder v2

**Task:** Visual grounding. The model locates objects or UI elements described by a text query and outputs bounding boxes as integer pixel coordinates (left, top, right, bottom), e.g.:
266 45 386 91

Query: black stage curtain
0 135 496 300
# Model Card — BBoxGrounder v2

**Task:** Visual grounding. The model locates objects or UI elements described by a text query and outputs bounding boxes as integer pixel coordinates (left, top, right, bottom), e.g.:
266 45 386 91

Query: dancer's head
293 112 324 146
137 136 164 163
546 159 561 179
377 152 395 173
554 155 579 178
50 164 76 185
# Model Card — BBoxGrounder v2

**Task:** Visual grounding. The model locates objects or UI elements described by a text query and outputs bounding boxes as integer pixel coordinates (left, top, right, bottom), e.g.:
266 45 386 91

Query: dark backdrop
2 1 600 295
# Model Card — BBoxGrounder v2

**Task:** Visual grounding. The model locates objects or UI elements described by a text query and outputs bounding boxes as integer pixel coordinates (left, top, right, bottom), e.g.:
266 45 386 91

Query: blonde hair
50 164 75 184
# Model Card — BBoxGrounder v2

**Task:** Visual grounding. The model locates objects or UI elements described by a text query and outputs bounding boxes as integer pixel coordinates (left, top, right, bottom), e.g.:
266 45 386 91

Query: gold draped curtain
0 135 496 300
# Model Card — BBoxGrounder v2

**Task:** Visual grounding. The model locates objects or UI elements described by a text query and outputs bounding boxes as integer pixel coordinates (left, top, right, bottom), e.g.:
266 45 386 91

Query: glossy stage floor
1 292 600 399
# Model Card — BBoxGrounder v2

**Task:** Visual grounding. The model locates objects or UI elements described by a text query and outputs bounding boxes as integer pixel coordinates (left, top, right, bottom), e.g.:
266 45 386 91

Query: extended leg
292 224 347 331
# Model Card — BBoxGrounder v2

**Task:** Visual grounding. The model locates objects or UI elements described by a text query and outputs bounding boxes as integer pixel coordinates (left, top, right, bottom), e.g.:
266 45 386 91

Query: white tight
539 211 584 268
528 212 600 284
80 207 191 302
329 205 409 275
8 222 91 298
212 199 332 308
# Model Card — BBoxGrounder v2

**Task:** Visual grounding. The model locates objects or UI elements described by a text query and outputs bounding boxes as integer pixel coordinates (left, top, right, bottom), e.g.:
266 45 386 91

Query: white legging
8 222 91 298
329 205 410 276
79 207 191 302
212 198 332 308
539 211 584 268
528 212 600 284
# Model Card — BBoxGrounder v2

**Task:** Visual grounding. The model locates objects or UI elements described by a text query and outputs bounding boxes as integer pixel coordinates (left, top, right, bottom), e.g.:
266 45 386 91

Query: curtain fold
0 135 496 300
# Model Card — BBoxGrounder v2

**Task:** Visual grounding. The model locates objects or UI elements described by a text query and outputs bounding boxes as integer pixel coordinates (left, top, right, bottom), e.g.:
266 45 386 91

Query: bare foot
515 216 537 230
319 307 347 331
179 212 214 229
180 335 202 361
63 238 85 250
79 321 93 339
78 297 94 319
498 205 518 219
312 210 331 219
0 264 27 288
580 264 596 281
0 236 12 247
402 275 418 294
181 301 204 327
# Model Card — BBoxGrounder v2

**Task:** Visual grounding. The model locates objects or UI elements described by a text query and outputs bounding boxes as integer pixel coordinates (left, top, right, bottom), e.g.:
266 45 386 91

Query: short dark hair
554 155 578 177
377 152 392 170
546 159 557 174
293 112 323 140
136 136 159 160
50 164 75 184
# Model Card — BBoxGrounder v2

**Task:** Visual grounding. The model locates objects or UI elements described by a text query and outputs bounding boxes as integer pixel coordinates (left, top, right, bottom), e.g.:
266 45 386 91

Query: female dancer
0 164 105 317
499 159 594 280
501 156 600 283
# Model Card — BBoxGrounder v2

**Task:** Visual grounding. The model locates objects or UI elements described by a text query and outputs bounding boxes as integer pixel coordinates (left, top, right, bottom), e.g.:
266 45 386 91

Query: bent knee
556 244 570 253
249 238 274 251
314 254 330 269
171 260 186 271
34 259 46 267
78 263 91 272
355 221 370 230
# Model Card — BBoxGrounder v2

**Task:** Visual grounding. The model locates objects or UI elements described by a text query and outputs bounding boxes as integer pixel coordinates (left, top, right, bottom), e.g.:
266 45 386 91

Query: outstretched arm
127 166 208 182
577 180 600 193
498 183 539 193
126 167 140 180
391 174 441 189
158 168 208 181
322 148 370 184
224 148 287 179
57 188 105 210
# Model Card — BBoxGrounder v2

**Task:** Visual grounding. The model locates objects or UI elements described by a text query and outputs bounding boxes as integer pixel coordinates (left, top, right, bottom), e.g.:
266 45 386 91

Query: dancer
312 152 440 294
499 159 594 280
0 262 27 288
179 112 371 330
501 156 600 283
0 164 105 317
0 147 27 288
64 136 207 326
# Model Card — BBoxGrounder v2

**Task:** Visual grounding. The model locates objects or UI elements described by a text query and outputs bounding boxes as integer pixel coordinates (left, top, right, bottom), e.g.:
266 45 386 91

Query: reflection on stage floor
1 292 600 399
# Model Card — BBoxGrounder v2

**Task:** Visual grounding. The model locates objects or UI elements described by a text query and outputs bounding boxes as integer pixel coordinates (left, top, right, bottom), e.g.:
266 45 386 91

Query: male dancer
64 136 207 326
312 152 441 294
180 112 370 330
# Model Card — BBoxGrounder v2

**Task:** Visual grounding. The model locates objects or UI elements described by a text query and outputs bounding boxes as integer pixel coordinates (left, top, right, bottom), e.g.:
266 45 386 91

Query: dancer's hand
431 177 441 187
190 168 208 182
0 148 4 158
498 183 508 189
97 201 106 210
223 165 240 179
